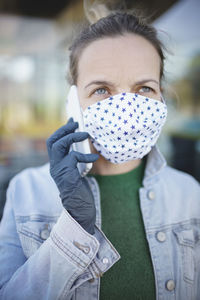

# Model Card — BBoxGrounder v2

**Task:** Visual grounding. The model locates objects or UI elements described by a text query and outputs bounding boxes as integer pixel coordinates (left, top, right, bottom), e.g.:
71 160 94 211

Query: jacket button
156 231 166 242
40 229 50 240
147 190 155 200
166 279 175 291
88 278 95 283
73 241 90 254
102 257 109 264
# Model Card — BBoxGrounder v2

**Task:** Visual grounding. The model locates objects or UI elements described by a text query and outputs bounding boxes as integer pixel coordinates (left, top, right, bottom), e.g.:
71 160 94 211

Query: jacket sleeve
0 178 120 300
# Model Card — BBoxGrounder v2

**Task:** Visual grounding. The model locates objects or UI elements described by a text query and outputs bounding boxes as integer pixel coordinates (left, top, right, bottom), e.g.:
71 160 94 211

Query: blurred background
0 0 200 219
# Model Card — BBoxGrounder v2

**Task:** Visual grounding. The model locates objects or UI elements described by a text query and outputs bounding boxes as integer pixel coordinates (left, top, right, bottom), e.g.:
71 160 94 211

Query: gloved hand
46 117 99 235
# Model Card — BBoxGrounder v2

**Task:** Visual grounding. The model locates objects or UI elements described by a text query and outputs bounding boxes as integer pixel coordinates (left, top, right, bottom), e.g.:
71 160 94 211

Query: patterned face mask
83 92 167 164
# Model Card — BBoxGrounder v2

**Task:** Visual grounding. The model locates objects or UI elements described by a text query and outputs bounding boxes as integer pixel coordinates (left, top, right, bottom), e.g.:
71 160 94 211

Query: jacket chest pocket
173 225 200 284
16 219 57 258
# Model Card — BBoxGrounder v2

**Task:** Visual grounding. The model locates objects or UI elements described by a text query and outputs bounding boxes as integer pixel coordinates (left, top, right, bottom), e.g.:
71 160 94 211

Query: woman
0 11 200 300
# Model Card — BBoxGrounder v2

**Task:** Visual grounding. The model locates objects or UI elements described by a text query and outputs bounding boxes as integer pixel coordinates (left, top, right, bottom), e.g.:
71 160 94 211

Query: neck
89 143 141 175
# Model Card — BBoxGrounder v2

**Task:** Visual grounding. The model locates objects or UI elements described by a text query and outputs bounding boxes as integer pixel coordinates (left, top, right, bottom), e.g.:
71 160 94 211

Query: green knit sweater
89 160 156 299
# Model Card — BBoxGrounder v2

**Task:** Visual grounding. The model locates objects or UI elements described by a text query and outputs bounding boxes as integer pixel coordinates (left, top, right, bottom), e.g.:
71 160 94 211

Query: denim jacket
0 145 200 300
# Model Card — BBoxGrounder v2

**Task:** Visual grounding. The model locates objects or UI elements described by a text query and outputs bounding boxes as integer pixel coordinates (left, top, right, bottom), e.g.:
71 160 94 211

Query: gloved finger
46 118 78 153
66 151 99 168
51 132 90 163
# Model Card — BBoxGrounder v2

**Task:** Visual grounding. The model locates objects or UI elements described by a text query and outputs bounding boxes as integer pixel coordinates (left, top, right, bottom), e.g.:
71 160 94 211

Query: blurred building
154 0 200 181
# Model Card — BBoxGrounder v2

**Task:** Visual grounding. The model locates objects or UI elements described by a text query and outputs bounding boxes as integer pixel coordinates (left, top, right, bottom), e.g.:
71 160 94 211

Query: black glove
46 117 99 234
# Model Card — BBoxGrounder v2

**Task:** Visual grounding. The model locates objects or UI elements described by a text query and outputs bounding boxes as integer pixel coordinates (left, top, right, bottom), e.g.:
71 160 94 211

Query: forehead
77 34 161 85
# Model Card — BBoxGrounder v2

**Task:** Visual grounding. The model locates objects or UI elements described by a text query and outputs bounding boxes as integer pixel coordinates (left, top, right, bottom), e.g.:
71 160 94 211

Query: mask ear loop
161 94 166 104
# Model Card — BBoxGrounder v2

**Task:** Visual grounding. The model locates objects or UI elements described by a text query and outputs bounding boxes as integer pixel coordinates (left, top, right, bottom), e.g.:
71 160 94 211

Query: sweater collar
143 145 166 185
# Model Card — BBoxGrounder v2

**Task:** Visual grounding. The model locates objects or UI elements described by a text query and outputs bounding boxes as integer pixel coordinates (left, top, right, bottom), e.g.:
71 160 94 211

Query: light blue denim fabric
0 145 200 300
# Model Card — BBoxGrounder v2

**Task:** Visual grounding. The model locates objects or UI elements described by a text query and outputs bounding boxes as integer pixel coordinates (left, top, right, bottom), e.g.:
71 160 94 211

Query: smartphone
66 85 92 176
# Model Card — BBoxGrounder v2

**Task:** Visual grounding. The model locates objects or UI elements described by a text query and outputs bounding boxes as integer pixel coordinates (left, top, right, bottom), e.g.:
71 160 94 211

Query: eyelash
138 86 155 93
93 87 109 96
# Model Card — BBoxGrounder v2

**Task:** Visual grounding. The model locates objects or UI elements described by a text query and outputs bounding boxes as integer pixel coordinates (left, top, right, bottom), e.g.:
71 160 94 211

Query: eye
94 88 109 96
138 86 154 93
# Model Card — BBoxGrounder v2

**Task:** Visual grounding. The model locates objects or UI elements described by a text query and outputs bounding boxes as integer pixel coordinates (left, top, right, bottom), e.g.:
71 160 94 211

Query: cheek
153 90 162 101
80 99 89 111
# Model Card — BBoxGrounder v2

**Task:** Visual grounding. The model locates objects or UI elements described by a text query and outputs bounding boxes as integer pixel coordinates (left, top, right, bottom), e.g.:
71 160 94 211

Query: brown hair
68 12 165 85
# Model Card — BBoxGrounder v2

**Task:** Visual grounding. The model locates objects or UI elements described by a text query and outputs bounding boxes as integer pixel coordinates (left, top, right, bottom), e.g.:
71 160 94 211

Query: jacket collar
143 144 167 185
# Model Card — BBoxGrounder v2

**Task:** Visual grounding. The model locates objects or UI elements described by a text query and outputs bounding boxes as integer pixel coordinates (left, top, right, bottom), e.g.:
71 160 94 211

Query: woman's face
77 33 162 111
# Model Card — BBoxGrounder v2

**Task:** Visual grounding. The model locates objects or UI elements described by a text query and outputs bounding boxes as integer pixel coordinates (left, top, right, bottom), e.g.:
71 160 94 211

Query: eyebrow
84 80 114 89
134 79 159 86
84 78 159 89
